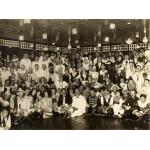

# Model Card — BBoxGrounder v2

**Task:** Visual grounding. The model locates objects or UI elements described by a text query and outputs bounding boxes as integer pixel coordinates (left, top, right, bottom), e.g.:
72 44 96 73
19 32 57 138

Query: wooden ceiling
0 19 148 47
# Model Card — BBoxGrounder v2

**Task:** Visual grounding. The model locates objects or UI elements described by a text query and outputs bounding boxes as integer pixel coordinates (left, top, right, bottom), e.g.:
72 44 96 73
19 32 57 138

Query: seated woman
57 88 72 116
38 90 53 118
132 94 150 118
0 108 11 130
67 88 87 118
111 91 124 118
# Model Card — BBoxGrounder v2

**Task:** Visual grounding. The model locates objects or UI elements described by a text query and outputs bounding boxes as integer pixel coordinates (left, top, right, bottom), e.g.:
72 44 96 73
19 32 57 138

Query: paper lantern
97 43 101 47
77 45 80 48
19 35 24 41
72 28 77 35
136 32 139 38
126 38 133 45
56 47 60 51
143 37 148 43
110 23 115 30
104 37 109 42
43 33 47 39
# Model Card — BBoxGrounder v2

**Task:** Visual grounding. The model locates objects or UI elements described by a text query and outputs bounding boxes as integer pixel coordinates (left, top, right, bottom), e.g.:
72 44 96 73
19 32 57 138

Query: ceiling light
104 37 109 42
43 33 47 39
19 35 24 41
97 43 101 47
143 37 148 43
52 42 55 45
72 28 77 35
110 23 115 30
126 38 133 44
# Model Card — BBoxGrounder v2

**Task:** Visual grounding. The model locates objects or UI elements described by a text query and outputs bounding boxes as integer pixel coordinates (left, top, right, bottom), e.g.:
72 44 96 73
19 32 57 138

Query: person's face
139 52 143 57
2 110 8 118
90 90 95 96
44 92 48 97
35 57 39 62
51 89 56 95
120 78 124 83
19 91 24 97
96 53 99 58
21 64 25 70
75 89 80 96
144 80 149 86
35 64 39 71
116 91 120 97
61 89 66 95
130 91 136 97
32 89 36 96
137 66 141 72
140 96 146 103
25 89 30 95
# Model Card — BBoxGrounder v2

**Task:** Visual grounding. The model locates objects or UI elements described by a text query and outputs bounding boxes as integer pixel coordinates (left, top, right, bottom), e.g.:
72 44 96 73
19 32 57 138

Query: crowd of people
0 47 150 130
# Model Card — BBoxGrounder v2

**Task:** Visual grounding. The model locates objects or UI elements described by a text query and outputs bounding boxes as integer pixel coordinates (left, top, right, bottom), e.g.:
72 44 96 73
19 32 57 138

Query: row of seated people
0 85 150 130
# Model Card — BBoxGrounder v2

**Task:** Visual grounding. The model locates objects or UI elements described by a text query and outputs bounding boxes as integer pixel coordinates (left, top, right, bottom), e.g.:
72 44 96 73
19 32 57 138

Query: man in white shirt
20 53 31 70
68 88 87 118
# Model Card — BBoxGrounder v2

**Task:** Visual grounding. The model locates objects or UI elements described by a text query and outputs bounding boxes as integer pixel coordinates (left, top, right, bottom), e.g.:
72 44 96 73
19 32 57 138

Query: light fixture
77 45 80 49
136 32 139 38
43 47 48 51
143 36 148 43
136 45 140 49
24 19 31 24
94 47 97 51
104 37 109 42
30 43 34 48
19 35 24 41
126 38 133 45
109 23 115 30
75 40 79 44
72 28 77 35
97 43 101 47
127 22 131 25
52 42 55 45
68 35 72 50
56 47 60 51
42 33 47 39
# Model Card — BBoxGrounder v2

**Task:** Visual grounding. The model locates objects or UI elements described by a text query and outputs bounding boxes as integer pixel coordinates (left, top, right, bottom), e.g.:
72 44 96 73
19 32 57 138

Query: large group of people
0 47 150 130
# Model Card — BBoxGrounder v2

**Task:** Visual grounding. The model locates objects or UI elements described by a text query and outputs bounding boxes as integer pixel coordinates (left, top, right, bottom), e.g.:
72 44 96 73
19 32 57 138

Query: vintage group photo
0 19 150 130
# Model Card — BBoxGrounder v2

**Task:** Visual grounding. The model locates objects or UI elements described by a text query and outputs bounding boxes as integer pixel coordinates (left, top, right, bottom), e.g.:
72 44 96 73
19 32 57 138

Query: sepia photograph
0 19 149 130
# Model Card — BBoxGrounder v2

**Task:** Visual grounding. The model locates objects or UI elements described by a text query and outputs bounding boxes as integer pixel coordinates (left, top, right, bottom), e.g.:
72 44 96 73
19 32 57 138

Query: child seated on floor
0 107 11 130
87 87 98 115
132 94 150 118
38 90 53 118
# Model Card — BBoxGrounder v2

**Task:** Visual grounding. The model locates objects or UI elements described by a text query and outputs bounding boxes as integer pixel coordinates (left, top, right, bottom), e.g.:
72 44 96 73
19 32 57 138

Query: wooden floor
10 115 150 130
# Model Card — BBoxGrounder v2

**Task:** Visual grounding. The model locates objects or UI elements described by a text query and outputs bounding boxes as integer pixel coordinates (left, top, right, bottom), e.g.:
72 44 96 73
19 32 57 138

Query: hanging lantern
56 47 60 51
110 23 115 30
143 37 148 43
19 35 24 41
68 34 72 50
94 47 97 51
72 28 77 35
104 37 109 42
77 45 80 49
75 40 79 44
52 42 55 45
136 32 140 38
126 38 133 45
42 33 47 39
97 43 101 47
